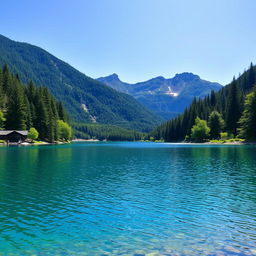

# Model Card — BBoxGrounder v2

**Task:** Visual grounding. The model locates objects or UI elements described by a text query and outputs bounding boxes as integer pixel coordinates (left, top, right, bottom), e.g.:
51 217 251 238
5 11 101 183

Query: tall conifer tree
239 86 256 140
5 78 27 130
225 78 242 135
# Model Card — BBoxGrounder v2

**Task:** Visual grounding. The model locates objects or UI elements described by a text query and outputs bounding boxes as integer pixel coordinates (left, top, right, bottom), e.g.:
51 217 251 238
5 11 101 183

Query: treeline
0 65 71 142
73 123 144 141
151 63 256 141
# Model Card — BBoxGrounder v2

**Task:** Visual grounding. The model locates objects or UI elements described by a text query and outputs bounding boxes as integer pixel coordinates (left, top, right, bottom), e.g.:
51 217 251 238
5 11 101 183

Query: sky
1 0 256 85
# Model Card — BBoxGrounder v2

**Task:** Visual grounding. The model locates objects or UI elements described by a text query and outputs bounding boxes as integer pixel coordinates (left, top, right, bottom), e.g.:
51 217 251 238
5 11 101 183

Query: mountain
150 63 256 141
98 73 222 120
0 34 162 132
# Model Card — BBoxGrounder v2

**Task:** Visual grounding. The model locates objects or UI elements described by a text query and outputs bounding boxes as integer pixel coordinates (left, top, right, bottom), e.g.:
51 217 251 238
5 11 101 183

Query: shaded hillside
98 73 222 120
0 34 162 132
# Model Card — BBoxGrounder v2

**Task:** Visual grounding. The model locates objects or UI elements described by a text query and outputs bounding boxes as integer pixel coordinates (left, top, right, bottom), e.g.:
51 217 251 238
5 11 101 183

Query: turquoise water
0 142 256 256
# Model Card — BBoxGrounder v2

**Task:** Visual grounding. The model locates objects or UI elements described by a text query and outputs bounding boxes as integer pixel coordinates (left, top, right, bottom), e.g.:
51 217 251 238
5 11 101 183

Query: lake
0 142 255 255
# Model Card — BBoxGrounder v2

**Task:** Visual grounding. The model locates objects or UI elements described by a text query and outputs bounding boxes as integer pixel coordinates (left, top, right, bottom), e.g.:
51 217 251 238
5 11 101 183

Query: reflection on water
0 142 255 255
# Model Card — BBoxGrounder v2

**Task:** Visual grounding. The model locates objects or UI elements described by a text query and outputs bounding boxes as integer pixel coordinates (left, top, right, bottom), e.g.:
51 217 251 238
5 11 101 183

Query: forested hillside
151 63 256 141
0 65 70 142
0 34 162 132
73 123 144 141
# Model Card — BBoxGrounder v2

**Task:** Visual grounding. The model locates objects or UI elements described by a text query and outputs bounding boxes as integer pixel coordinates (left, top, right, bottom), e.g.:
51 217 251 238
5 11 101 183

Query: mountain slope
150 63 256 141
98 73 222 119
0 34 162 132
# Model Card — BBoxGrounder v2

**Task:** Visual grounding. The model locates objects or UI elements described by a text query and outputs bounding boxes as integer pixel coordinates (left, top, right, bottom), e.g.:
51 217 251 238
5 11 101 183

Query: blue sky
1 0 256 85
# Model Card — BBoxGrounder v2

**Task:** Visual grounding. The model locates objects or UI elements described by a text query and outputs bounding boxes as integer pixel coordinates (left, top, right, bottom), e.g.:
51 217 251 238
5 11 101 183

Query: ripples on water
0 142 256 255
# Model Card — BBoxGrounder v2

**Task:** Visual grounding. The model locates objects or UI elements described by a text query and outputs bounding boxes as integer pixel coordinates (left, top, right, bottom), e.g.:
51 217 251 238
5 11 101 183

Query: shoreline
72 139 100 142
162 141 256 145
1 140 255 146
0 141 70 146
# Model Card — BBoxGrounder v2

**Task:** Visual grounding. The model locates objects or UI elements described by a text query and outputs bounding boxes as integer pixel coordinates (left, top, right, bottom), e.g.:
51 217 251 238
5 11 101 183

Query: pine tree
208 111 224 139
25 97 33 129
0 65 70 140
48 97 58 142
210 90 216 106
5 78 27 130
225 78 242 135
0 69 4 108
2 64 12 95
247 62 255 90
239 86 256 140
151 63 256 142
57 102 68 122
34 92 48 140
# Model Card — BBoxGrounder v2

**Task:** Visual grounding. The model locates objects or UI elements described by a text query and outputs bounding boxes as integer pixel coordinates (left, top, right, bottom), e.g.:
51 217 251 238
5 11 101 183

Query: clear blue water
0 142 256 256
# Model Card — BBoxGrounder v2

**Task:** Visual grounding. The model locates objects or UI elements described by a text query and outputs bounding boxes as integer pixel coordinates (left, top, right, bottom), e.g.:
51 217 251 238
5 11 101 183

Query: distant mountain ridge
98 73 222 119
0 34 163 132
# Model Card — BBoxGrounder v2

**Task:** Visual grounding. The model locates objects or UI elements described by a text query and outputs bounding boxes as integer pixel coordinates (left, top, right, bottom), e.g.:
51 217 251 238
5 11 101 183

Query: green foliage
210 138 245 143
28 127 39 140
0 111 5 129
5 78 27 130
0 35 161 132
239 86 256 140
151 63 256 142
191 117 210 142
184 135 190 141
57 120 72 141
225 79 242 135
33 140 46 144
208 111 224 139
228 133 235 139
0 65 70 142
73 123 144 141
220 132 228 139
209 139 225 144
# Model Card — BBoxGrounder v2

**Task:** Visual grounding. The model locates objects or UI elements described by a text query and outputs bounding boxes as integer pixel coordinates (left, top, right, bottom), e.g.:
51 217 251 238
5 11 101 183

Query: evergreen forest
73 123 144 141
151 63 256 142
0 34 162 133
0 65 71 142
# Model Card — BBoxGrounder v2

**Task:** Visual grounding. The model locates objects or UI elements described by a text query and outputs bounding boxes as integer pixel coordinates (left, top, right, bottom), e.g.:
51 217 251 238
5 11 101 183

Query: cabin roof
0 130 28 136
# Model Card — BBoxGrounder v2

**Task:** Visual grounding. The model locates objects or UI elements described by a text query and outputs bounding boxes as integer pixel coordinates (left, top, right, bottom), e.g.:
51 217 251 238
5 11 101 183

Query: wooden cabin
0 130 28 143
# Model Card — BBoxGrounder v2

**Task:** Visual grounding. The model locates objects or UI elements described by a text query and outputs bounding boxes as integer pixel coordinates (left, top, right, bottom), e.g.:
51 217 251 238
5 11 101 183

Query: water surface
0 142 256 255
